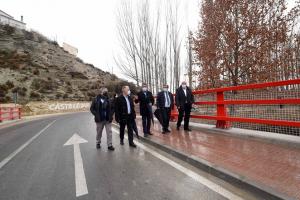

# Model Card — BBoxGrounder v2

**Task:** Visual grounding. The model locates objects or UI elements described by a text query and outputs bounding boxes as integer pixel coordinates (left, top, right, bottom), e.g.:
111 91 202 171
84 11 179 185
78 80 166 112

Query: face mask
163 88 168 92
142 87 147 92
182 84 187 89
127 90 131 95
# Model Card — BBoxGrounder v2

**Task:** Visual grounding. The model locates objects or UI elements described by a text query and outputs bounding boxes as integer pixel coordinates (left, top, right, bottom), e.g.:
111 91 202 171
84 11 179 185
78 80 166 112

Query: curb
137 116 300 150
188 122 300 150
112 123 294 200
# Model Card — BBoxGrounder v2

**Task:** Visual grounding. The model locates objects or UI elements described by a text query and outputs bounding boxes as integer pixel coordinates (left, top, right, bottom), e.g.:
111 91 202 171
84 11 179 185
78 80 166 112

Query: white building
0 10 26 30
63 42 78 56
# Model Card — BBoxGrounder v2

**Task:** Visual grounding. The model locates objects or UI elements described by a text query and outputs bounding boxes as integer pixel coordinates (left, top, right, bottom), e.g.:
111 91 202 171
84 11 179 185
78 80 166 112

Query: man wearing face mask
136 83 154 137
115 86 137 148
156 84 174 134
128 93 140 139
90 87 115 151
175 81 194 131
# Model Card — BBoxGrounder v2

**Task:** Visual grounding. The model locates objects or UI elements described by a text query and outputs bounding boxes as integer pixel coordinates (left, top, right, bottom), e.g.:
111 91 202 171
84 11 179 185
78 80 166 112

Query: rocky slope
0 24 125 103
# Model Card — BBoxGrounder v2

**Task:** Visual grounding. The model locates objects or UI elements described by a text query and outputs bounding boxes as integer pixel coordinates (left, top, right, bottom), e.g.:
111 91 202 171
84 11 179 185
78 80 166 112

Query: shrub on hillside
56 93 62 99
30 91 40 99
31 78 57 93
68 71 88 79
5 81 14 89
63 93 68 99
33 69 40 75
24 31 34 40
3 24 15 35
51 40 59 46
0 95 12 103
12 87 27 97
0 84 9 97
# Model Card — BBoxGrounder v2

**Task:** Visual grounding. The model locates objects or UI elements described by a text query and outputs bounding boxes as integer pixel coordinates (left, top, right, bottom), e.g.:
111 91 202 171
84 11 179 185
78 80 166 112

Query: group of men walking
90 81 194 150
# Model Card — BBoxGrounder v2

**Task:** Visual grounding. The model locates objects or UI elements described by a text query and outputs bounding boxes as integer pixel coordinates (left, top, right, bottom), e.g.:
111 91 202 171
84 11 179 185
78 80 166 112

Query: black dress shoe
166 129 171 133
96 143 101 149
148 132 153 135
184 128 192 131
129 143 137 148
108 146 115 151
120 141 124 145
176 126 180 130
136 135 140 140
162 131 167 134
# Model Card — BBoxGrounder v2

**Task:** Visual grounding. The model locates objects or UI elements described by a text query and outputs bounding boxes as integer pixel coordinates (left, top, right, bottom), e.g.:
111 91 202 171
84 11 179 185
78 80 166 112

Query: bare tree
115 0 139 84
186 30 194 89
115 0 184 94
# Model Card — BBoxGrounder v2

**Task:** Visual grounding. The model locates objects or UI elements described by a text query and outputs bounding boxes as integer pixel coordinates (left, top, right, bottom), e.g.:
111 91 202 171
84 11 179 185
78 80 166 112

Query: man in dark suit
175 81 194 131
115 86 137 148
136 83 154 137
156 84 174 134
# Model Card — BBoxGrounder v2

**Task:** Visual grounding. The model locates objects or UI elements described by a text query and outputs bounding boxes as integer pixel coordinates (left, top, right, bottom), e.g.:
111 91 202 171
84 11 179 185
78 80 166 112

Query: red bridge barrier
0 107 21 122
170 79 300 130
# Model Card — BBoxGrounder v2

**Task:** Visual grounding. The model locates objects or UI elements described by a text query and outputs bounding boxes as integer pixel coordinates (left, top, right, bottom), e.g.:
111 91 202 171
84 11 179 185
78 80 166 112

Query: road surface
0 112 246 200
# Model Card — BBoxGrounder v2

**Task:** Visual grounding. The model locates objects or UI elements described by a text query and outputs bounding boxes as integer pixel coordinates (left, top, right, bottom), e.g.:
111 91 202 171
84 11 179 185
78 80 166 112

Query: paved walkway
135 119 300 200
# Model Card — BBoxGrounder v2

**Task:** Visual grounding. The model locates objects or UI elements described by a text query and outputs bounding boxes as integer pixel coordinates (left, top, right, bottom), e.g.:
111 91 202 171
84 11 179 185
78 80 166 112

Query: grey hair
99 87 108 94
122 85 129 90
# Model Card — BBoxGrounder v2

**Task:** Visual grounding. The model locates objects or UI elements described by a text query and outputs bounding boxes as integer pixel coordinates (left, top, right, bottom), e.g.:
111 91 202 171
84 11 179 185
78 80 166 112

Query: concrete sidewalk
132 118 300 200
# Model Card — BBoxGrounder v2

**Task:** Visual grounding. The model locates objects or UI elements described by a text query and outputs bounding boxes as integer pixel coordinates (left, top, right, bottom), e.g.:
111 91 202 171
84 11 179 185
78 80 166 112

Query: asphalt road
0 112 244 200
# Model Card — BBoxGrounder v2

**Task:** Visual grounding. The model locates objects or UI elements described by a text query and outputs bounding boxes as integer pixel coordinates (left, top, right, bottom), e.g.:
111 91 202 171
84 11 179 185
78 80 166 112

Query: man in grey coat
90 87 115 151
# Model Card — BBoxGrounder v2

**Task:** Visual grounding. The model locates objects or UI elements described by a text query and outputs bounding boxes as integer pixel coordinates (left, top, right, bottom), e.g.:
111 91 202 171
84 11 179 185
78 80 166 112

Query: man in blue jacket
90 87 115 151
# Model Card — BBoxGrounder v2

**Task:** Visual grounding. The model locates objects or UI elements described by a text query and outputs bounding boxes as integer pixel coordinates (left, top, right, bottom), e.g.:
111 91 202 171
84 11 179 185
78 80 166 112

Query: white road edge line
112 128 244 200
0 120 57 170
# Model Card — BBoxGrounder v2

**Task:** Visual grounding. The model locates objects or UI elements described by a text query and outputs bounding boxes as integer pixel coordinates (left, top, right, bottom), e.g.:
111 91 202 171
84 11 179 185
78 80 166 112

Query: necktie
126 96 131 114
166 92 170 105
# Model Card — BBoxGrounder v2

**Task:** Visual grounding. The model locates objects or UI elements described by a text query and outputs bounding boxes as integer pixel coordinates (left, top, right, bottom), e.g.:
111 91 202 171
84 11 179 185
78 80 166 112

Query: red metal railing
0 107 21 122
170 79 300 129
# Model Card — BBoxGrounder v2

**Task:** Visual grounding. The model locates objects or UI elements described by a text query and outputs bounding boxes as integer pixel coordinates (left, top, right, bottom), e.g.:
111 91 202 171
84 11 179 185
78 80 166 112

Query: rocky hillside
0 24 126 103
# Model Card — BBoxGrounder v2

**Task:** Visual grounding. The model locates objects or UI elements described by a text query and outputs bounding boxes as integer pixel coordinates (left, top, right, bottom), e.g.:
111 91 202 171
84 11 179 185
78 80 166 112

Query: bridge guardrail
0 107 21 122
166 79 300 135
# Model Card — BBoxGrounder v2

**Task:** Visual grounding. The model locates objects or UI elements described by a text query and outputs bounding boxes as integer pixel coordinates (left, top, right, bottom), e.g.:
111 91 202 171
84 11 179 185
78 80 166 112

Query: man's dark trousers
177 103 192 129
119 115 134 144
161 107 171 131
142 114 151 134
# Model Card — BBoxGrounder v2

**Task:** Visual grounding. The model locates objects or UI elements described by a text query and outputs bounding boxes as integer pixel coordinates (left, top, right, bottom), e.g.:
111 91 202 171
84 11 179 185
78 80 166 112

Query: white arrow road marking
0 120 57 170
64 133 88 197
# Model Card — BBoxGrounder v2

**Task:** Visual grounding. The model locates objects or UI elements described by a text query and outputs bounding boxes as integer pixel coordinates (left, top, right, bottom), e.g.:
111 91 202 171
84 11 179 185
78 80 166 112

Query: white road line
64 133 88 197
112 128 244 200
0 120 57 170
